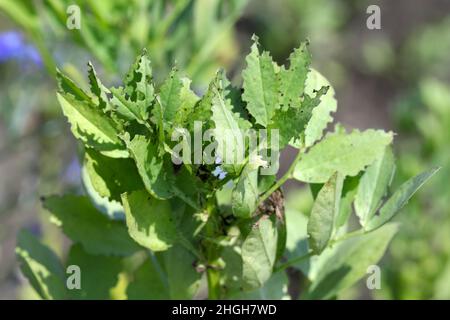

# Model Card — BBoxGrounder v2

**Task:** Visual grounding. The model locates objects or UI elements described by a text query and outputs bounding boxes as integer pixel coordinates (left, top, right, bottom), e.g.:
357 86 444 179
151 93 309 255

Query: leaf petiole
274 252 314 273
258 147 304 204
274 228 367 273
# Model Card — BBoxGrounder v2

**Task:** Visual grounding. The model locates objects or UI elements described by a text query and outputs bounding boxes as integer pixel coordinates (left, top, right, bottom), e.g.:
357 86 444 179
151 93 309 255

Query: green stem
259 148 303 204
274 252 314 273
329 228 366 245
204 196 221 299
206 268 221 300
274 229 367 273
177 233 203 261
172 185 201 212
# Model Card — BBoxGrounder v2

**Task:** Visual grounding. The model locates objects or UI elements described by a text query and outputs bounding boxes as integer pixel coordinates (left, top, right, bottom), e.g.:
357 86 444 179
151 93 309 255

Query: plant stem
274 229 367 273
172 185 201 212
329 228 366 245
274 252 314 273
259 148 303 204
177 233 203 261
206 267 221 300
204 196 221 299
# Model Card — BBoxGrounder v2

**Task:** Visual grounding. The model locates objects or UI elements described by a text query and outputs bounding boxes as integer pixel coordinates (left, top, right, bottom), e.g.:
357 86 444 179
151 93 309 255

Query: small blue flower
212 166 227 180
212 157 227 180
0 31 42 67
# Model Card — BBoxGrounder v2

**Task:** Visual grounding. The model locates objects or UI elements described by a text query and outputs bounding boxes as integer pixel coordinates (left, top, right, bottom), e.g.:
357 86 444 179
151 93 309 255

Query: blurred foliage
0 0 246 84
375 14 450 299
378 78 450 299
400 17 450 82
244 0 347 57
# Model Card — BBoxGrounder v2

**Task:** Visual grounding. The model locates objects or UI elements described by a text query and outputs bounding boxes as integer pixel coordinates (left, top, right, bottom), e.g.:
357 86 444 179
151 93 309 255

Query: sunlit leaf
294 129 393 183
16 231 66 300
307 173 343 254
365 167 440 231
306 223 398 299
121 190 177 251
242 216 278 290
355 147 396 227
242 36 279 126
127 256 170 299
66 244 122 300
303 69 337 147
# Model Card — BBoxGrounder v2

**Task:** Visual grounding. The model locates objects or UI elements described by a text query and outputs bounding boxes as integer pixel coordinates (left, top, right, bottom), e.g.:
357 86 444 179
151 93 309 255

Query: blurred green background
0 0 449 299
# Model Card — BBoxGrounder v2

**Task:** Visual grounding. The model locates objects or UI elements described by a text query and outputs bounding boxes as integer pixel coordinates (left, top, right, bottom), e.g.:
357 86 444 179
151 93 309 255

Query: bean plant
16 37 438 300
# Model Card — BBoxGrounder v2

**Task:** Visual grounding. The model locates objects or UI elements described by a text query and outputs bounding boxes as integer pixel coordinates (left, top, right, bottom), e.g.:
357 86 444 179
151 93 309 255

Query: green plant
15 37 438 300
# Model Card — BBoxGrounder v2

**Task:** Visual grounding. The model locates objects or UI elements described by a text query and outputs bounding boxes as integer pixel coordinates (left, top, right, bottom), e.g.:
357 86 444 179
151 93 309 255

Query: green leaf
66 244 122 300
275 211 287 262
158 67 183 124
355 147 396 227
126 134 175 200
110 87 147 123
221 246 243 295
43 195 140 256
271 86 327 148
16 230 66 300
87 62 111 112
279 41 311 108
335 175 360 228
258 174 276 195
212 73 251 168
186 75 216 130
294 129 393 183
127 256 170 299
125 50 155 109
173 78 200 127
84 148 144 202
56 68 91 103
57 92 127 158
365 167 440 231
307 173 343 254
285 207 309 268
121 190 177 252
81 164 125 220
310 183 323 200
306 223 398 299
171 167 203 213
231 164 259 218
152 98 166 143
234 271 289 300
163 244 202 299
242 36 279 126
110 50 155 123
303 69 338 147
242 216 278 290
